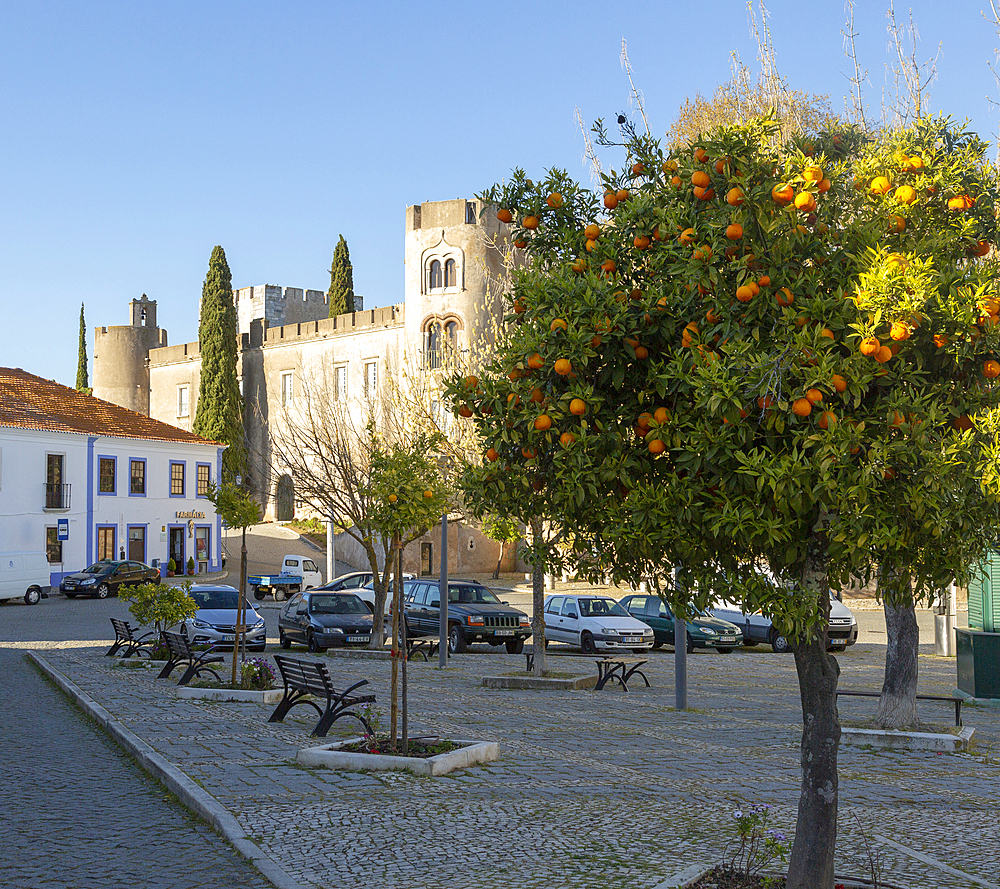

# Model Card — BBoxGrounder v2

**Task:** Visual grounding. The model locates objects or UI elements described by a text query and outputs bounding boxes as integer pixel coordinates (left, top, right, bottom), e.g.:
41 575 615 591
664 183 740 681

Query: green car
619 593 743 652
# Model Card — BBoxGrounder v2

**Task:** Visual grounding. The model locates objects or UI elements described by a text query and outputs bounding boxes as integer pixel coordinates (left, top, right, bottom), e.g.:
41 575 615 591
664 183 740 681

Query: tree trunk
231 531 248 687
398 544 408 754
389 535 400 750
530 517 547 677
875 572 919 729
366 542 386 650
786 522 840 889
492 541 503 580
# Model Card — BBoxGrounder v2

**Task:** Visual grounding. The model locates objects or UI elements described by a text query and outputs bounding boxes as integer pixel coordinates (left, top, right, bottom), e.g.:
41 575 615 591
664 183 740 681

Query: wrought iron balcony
45 483 71 510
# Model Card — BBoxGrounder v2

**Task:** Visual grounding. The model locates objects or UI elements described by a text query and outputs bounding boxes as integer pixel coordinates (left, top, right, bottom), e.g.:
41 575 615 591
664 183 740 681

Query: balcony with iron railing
45 483 71 510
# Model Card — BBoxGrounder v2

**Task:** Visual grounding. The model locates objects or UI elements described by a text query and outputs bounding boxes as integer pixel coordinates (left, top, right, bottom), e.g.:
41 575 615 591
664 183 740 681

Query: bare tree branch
842 0 870 129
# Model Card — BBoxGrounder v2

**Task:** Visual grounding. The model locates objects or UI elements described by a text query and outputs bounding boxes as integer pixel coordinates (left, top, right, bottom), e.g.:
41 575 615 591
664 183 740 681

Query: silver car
180 584 266 652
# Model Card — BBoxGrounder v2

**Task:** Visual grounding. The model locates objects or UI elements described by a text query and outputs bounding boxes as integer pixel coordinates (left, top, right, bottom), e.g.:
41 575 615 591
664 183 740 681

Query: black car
60 560 160 599
278 591 376 652
403 578 531 654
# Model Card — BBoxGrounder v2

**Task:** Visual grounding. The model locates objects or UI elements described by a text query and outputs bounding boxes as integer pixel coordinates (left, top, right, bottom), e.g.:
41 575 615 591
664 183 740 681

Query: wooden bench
106 618 155 659
837 690 963 727
156 630 225 686
595 656 650 691
269 654 376 737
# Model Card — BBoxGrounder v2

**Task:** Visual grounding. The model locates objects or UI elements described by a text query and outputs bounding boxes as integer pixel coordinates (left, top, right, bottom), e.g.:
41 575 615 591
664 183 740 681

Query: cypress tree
193 246 246 476
75 303 90 393
327 235 356 317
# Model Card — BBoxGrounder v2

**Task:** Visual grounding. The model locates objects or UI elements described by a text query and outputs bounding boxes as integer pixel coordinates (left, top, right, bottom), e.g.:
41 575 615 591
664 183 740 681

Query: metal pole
674 616 688 709
326 517 334 584
438 511 448 668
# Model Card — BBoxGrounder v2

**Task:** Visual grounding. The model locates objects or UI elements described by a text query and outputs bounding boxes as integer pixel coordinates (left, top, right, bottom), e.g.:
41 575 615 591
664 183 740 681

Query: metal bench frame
269 654 376 737
837 689 963 727
157 630 225 686
106 618 155 659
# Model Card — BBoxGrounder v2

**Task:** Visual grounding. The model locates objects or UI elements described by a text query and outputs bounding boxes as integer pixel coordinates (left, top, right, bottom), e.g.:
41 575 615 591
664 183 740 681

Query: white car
710 592 858 653
543 594 654 654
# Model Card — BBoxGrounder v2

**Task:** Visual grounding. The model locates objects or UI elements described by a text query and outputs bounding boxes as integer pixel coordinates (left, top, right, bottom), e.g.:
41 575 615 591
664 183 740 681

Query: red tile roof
0 368 222 446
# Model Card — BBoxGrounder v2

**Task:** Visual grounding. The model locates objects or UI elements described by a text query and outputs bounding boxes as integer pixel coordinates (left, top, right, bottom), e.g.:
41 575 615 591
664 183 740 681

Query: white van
0 552 49 605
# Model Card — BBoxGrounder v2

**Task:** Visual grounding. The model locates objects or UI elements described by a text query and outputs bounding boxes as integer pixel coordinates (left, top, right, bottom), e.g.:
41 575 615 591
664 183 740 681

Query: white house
0 368 226 585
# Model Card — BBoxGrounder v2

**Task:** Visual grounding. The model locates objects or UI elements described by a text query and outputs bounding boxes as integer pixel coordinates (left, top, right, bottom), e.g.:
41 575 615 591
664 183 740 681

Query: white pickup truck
248 554 323 601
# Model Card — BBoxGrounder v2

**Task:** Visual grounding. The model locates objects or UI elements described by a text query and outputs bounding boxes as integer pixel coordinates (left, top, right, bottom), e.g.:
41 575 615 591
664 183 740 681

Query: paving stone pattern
0 647 274 889
35 639 1000 889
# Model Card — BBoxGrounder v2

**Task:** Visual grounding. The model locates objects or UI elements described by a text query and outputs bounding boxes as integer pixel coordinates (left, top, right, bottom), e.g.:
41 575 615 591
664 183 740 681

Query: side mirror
567 611 578 620
430 599 440 608
502 600 509 605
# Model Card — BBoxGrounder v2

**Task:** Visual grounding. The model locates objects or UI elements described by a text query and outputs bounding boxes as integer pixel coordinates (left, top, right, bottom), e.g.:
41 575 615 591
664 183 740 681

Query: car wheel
253 589 265 601
580 631 597 655
24 587 41 606
307 632 324 653
716 647 733 654
829 645 846 653
448 624 467 654
96 583 110 599
770 630 791 653
279 629 291 650
505 638 524 654
64 593 77 599
742 639 758 647
273 588 287 603
686 632 696 654
652 639 663 650
543 639 550 649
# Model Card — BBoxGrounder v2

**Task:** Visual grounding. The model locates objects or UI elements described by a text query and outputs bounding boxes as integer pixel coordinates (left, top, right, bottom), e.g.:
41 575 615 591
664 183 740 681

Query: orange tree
446 115 1000 887
367 432 450 753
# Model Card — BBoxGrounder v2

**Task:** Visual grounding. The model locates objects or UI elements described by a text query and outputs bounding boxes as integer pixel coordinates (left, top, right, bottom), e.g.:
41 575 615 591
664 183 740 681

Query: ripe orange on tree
694 147 709 163
631 162 645 176
514 239 527 249
894 185 917 204
694 186 715 201
803 165 823 182
616 189 630 203
832 374 847 393
678 228 695 245
818 410 837 430
889 215 906 233
570 398 586 416
794 191 817 213
648 439 666 455
603 191 618 209
497 208 513 224
485 447 499 463
771 183 794 205
458 404 473 418
527 352 544 370
530 387 544 403
634 345 649 360
554 358 572 376
948 194 975 211
600 259 617 275
584 223 600 240
874 345 893 363
550 318 568 332
634 235 651 250
776 287 794 306
736 285 754 303
559 432 576 446
859 336 880 356
792 398 812 417
546 193 564 209
726 223 743 240
653 406 670 424
806 388 823 404
534 414 552 431
890 321 911 341
691 170 711 188
870 176 892 195
726 186 745 206
522 215 540 230
984 360 1000 379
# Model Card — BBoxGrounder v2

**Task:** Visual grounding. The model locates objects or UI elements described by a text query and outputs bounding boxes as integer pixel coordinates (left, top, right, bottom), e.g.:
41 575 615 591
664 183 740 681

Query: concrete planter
177 686 284 704
481 674 597 690
652 865 906 889
840 725 975 752
297 737 500 776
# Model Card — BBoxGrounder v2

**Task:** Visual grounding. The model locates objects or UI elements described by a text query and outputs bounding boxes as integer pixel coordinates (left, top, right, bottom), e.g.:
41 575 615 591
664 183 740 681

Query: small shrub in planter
240 657 276 690
167 558 176 577
186 556 195 576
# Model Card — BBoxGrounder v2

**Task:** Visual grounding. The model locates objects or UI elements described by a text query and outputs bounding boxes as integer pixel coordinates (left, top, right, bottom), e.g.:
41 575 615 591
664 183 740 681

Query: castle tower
403 199 507 370
93 294 167 415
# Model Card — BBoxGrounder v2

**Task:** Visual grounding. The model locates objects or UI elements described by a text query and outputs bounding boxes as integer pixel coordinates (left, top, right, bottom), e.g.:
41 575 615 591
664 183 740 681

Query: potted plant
166 558 176 578
187 556 195 576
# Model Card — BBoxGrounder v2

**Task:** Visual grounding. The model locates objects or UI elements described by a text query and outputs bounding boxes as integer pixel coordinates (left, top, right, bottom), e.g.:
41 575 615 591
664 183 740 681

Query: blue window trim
86 437 96 562
129 457 147 497
215 447 224 571
126 524 148 564
195 462 211 499
169 461 186 498
97 454 116 496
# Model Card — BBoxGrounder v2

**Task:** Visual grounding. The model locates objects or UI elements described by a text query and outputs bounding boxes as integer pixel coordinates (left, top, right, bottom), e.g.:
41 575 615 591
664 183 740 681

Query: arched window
445 320 458 345
429 260 442 290
444 259 456 288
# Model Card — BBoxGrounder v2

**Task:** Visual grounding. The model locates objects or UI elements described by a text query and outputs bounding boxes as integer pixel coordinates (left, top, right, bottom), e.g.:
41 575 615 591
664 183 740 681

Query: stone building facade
92 199 517 577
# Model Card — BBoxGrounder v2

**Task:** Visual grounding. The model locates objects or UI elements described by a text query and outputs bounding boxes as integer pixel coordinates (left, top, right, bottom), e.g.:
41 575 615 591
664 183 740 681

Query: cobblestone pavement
30 633 1000 889
0 646 275 889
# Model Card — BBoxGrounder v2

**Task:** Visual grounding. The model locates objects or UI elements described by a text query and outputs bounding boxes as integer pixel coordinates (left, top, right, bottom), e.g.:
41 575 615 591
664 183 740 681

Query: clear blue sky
2 1 997 388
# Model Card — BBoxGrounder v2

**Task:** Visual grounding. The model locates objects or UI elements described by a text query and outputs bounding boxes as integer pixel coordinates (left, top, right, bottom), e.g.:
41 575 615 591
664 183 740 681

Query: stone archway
275 474 295 521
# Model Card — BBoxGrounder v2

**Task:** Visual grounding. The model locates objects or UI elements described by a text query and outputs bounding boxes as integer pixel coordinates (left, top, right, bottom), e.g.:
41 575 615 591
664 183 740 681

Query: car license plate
347 636 370 643
222 634 235 642
623 636 641 644
495 629 514 636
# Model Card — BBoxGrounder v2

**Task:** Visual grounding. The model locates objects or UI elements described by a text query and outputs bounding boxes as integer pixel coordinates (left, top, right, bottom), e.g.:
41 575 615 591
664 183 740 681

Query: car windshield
82 562 114 575
579 597 630 617
191 588 241 610
448 584 501 604
310 595 369 615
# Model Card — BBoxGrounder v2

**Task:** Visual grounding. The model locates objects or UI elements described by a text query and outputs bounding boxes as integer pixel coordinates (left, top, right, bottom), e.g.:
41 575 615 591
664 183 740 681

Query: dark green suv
403 579 532 654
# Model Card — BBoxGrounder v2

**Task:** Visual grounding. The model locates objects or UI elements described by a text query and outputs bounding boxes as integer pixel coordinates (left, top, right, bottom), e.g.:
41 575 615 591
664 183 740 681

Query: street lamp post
436 455 452 669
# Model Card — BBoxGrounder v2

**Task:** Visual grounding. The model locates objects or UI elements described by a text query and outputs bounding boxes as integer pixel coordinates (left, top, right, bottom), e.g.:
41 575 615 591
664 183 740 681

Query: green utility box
958 555 1000 699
